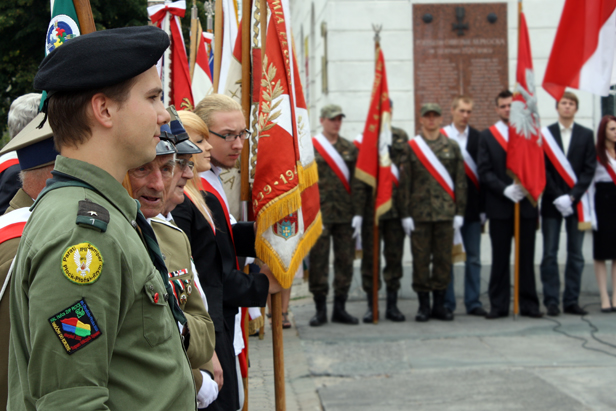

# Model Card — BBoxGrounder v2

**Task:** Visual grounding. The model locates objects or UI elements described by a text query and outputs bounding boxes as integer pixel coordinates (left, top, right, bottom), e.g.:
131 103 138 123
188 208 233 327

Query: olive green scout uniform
8 157 196 410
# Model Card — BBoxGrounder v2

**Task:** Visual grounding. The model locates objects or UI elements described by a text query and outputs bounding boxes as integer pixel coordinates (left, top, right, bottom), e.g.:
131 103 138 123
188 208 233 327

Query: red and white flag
354 133 399 186
543 0 616 100
507 11 545 203
355 48 393 222
191 28 214 104
216 0 239 94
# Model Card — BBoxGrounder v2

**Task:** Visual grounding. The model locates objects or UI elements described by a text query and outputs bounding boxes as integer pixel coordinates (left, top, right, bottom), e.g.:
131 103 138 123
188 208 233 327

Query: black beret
34 25 169 92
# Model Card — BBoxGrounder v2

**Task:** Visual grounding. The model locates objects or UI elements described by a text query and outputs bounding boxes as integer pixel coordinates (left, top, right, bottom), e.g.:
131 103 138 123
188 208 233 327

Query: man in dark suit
477 90 543 319
442 96 487 316
540 92 596 316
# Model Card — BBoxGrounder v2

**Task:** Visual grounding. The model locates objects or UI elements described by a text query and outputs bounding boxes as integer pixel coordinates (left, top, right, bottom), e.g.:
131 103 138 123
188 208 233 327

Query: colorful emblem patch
61 242 103 285
48 299 102 355
273 212 299 240
45 14 80 55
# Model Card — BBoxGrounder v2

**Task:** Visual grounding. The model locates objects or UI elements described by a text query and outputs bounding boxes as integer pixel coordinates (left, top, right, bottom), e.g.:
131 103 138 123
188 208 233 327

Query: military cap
34 26 170 93
156 139 177 156
166 107 189 144
420 103 442 116
175 140 202 155
0 113 59 170
160 124 174 142
320 104 345 119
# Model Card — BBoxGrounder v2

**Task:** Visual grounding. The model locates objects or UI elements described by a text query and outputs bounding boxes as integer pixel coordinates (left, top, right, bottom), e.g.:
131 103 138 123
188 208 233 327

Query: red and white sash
440 125 479 190
0 207 31 302
600 155 616 185
489 121 508 152
542 127 592 229
0 152 19 175
408 136 455 200
313 133 351 193
355 133 399 186
200 170 237 238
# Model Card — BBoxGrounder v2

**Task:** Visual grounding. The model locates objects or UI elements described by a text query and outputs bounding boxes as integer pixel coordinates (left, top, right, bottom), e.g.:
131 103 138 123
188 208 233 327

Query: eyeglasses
210 129 252 142
175 159 195 171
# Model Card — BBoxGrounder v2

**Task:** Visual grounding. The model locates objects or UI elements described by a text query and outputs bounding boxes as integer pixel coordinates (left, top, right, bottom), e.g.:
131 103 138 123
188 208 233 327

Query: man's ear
90 93 115 129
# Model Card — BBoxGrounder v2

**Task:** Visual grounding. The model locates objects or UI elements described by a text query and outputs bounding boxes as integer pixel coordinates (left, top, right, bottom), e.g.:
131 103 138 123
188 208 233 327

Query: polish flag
191 28 214 105
543 0 616 100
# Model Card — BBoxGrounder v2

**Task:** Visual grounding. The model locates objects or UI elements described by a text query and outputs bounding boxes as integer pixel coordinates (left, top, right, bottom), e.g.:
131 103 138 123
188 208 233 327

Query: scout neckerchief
489 120 509 152
355 133 400 187
313 133 351 193
34 170 187 326
440 124 480 190
0 207 31 303
542 126 592 230
0 152 19 174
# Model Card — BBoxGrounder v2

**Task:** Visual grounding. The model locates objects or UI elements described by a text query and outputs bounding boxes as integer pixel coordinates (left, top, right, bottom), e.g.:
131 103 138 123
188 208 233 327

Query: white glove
503 184 526 203
401 217 414 237
480 213 487 225
553 194 573 217
591 212 598 231
196 371 219 408
351 216 363 239
453 216 464 230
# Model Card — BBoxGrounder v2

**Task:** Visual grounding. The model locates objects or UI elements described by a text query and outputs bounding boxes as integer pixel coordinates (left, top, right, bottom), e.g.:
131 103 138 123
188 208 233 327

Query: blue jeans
444 221 483 312
540 216 585 308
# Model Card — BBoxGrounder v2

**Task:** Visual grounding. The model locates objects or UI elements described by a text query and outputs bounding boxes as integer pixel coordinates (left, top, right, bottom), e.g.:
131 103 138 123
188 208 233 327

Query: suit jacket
463 126 486 222
541 122 596 218
0 164 21 214
477 126 538 219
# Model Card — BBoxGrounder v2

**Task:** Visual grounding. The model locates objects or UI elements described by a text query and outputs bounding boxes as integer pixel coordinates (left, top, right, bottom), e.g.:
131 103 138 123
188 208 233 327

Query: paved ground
247 288 616 411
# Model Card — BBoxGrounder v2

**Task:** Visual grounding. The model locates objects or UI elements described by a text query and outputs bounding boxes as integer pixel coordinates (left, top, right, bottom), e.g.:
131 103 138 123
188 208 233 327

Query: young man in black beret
8 26 197 410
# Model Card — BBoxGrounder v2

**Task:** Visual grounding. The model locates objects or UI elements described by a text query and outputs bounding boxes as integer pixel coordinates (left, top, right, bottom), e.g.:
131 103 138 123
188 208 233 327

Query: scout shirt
398 133 467 222
151 215 216 389
0 189 33 410
8 156 196 411
315 136 358 224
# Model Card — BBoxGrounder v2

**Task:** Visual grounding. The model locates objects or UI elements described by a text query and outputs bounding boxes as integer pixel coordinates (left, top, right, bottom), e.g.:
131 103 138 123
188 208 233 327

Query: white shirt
448 123 469 152
559 121 573 155
594 151 616 183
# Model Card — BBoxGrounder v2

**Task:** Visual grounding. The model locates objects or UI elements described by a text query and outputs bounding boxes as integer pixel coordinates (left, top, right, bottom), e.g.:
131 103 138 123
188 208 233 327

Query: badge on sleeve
48 299 102 355
61 242 103 284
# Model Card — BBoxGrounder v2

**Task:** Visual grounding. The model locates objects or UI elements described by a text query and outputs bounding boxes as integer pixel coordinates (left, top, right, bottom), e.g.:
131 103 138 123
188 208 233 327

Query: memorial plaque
413 3 508 132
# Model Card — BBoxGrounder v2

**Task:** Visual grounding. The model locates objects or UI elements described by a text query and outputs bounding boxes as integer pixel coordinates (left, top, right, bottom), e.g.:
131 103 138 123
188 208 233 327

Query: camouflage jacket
398 133 467 222
315 135 359 224
354 126 410 220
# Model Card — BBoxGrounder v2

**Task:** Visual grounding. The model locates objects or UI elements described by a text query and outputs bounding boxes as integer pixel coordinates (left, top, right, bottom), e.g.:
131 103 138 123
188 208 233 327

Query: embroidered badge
76 200 110 232
48 299 102 355
62 242 103 285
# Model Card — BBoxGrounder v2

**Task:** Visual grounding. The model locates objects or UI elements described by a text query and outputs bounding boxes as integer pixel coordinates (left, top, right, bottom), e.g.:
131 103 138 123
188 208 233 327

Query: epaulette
76 199 109 232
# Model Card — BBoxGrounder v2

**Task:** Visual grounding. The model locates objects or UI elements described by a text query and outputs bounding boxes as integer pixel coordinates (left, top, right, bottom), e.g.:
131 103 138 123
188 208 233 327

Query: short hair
47 76 137 151
8 93 42 138
495 90 513 106
557 91 579 109
194 94 243 128
451 95 473 110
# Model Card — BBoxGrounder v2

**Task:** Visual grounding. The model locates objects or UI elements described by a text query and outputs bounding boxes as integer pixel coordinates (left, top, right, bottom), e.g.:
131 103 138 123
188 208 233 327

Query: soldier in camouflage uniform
309 105 360 326
398 103 467 322
355 119 410 323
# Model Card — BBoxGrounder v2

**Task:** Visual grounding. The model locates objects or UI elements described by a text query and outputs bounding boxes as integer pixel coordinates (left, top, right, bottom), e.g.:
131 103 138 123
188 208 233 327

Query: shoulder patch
76 200 109 232
48 299 102 355
61 242 103 285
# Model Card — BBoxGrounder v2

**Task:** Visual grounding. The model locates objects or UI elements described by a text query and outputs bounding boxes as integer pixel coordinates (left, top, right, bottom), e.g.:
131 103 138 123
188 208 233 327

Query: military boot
332 295 359 325
431 290 454 321
415 292 431 322
385 290 406 322
309 296 327 327
362 293 379 323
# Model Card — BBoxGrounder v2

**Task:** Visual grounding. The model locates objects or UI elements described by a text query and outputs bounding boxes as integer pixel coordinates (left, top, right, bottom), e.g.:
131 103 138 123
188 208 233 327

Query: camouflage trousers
411 221 453 292
361 218 405 293
309 223 354 298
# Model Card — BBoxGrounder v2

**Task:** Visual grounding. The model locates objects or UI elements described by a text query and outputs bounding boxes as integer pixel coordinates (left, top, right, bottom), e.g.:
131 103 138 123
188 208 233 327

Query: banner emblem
273 213 299 240
46 15 80 55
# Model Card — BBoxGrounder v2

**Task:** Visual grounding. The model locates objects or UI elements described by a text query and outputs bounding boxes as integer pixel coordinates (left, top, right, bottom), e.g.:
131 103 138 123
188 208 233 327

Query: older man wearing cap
8 26 196 410
398 103 466 322
308 104 359 326
0 112 58 409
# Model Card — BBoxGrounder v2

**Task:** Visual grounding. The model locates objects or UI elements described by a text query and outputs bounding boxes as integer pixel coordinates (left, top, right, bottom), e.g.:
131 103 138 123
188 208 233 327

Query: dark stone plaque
413 3 508 132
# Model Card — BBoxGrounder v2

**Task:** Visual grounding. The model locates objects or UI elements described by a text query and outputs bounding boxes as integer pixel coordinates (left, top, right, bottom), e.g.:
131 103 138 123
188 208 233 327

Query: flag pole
72 0 96 34
213 0 223 91
513 0 523 319
371 25 382 324
188 0 199 79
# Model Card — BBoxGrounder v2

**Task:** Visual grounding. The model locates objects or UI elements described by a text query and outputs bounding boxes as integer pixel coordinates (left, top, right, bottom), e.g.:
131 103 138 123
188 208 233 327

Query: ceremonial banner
543 0 616 100
354 133 399 187
45 0 80 56
217 0 239 94
355 48 393 222
253 0 321 288
191 28 214 104
507 12 545 203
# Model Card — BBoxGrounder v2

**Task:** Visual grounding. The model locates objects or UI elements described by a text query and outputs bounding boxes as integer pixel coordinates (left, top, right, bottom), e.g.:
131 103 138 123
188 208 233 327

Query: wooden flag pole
72 0 96 34
213 0 223 91
188 0 199 79
513 0 522 319
371 26 382 324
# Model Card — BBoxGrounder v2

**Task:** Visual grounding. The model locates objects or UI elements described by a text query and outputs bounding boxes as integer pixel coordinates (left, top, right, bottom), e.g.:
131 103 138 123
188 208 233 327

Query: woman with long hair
591 115 616 312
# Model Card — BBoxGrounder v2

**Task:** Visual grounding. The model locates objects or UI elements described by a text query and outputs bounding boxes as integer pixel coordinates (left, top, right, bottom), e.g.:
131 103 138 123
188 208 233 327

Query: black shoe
309 296 327 327
385 290 406 322
485 310 507 319
563 304 588 315
520 309 544 318
431 290 453 321
601 305 613 313
415 292 431 322
363 293 379 323
547 304 560 317
332 295 359 325
468 307 488 316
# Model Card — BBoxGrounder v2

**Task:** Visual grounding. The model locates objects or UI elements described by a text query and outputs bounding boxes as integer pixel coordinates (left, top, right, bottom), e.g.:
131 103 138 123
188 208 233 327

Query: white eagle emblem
510 68 542 146
74 249 93 277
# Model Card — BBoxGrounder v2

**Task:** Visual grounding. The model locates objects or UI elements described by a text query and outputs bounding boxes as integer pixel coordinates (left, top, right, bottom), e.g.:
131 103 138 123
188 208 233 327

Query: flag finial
372 24 382 44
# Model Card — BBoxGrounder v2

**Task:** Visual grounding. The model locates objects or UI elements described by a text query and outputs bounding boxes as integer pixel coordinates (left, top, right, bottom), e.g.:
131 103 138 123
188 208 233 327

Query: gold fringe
255 187 302 239
355 168 376 188
248 315 264 335
374 198 392 224
355 249 363 260
298 161 319 191
255 212 323 289
578 221 592 231
452 243 466 263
